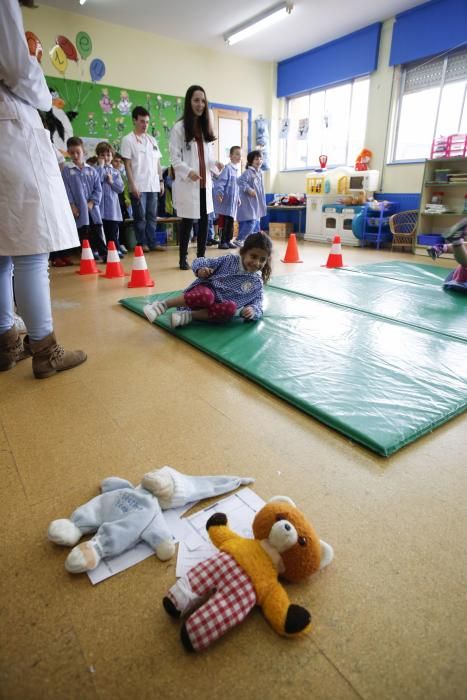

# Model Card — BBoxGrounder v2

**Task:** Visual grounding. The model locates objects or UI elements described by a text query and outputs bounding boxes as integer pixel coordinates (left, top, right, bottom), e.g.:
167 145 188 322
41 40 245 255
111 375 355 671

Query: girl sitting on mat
143 232 272 328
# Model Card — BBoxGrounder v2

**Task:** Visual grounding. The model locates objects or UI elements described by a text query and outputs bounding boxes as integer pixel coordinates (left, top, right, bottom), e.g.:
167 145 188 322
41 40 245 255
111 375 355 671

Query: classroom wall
22 4 274 182
271 18 425 195
23 6 424 197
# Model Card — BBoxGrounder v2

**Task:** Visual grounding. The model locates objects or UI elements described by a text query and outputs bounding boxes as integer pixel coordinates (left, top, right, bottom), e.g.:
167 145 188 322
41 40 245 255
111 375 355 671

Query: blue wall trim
277 23 382 98
210 102 252 152
389 0 467 66
375 193 420 210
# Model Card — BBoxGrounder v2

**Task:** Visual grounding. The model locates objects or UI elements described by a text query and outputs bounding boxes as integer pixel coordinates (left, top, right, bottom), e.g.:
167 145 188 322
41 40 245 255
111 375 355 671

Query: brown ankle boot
23 332 87 379
0 326 29 371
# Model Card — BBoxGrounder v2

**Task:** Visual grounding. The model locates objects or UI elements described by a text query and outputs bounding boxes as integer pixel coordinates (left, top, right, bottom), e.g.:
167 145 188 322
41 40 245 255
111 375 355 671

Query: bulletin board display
45 75 183 164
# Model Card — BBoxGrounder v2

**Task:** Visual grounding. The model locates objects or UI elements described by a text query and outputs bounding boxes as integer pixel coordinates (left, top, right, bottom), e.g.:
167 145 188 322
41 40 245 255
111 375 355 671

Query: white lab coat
0 0 79 256
169 120 219 219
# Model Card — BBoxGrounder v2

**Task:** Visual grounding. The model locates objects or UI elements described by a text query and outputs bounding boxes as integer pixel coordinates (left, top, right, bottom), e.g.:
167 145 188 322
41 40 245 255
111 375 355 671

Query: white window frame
281 77 370 172
389 49 467 164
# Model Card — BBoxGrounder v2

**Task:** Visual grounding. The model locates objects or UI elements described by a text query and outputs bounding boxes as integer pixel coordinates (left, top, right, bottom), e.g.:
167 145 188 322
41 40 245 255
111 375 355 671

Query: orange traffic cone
128 246 155 288
76 239 102 275
322 235 345 268
281 233 303 263
102 241 128 279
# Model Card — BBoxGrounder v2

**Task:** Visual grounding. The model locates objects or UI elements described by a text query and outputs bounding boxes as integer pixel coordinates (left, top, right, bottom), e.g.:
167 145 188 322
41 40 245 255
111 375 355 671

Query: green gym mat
341 261 449 287
120 266 467 457
269 263 467 342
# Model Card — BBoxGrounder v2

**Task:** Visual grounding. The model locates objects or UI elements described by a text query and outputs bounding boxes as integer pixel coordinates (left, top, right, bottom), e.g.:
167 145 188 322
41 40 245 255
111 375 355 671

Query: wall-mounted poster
279 118 290 139
45 75 183 164
297 118 309 140
255 116 270 171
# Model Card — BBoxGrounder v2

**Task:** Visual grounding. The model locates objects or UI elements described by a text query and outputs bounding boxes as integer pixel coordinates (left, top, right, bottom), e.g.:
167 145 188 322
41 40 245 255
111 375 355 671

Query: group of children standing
213 147 266 249
56 137 129 266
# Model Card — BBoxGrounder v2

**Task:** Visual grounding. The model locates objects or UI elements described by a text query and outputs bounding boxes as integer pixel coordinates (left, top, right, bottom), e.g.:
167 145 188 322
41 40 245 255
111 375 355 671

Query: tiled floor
1 240 466 700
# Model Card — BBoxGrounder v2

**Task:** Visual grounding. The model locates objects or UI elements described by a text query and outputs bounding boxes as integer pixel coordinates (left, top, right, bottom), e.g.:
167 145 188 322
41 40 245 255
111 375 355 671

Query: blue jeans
237 219 260 242
0 254 53 340
130 192 158 248
207 213 215 242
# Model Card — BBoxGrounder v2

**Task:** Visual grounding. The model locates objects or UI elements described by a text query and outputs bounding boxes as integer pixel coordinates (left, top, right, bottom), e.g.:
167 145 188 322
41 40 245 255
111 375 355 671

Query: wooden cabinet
416 157 467 255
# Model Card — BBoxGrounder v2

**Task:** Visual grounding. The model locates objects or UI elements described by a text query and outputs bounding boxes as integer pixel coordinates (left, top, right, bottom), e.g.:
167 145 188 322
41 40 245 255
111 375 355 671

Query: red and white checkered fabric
185 551 257 651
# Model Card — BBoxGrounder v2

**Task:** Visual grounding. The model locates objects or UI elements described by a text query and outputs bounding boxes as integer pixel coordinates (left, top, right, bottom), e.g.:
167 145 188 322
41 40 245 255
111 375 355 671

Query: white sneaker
170 310 192 328
143 300 167 323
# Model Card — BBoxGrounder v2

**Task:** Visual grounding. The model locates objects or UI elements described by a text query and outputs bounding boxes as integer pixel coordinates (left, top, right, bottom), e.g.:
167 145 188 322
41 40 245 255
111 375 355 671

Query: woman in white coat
0 0 86 378
169 85 222 269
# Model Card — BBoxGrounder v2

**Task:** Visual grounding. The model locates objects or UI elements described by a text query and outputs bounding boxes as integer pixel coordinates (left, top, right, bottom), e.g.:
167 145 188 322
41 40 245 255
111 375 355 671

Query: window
391 49 467 162
282 77 370 170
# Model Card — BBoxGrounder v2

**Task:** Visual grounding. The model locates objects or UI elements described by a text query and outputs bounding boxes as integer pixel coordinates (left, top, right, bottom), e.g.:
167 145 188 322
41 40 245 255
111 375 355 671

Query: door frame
210 102 252 154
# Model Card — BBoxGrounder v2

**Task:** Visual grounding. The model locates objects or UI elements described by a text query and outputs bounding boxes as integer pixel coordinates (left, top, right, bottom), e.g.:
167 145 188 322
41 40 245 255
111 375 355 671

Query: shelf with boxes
415 157 467 256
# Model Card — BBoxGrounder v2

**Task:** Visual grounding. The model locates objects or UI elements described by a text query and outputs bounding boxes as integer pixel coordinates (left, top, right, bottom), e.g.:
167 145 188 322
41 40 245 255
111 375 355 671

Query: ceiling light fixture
79 0 87 5
224 1 294 46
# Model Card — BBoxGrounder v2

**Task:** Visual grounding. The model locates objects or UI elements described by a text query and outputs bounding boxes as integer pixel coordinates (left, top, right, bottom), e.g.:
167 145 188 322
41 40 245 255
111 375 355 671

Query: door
211 107 249 169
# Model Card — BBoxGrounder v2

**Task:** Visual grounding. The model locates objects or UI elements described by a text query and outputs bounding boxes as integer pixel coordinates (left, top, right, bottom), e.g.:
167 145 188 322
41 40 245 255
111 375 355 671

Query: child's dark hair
132 106 149 121
240 232 272 284
181 85 216 144
230 145 241 156
113 152 123 160
86 156 98 166
247 150 262 166
95 141 114 156
67 136 83 149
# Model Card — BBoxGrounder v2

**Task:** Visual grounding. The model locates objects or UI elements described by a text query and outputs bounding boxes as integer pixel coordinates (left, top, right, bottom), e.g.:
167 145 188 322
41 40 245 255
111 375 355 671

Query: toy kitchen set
304 167 380 246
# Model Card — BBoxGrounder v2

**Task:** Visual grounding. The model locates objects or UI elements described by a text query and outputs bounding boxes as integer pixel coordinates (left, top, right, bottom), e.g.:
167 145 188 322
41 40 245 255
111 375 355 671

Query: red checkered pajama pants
168 552 257 651
184 285 237 322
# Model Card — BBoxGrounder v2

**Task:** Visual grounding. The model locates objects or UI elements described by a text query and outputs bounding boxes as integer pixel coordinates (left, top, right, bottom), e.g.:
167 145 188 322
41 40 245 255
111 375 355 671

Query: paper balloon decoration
76 31 92 60
56 35 78 62
25 31 43 62
89 58 105 82
49 45 68 74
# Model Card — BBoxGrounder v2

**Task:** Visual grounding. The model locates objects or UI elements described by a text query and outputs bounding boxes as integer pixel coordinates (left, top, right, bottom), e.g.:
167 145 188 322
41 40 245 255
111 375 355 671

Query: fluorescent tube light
224 2 293 46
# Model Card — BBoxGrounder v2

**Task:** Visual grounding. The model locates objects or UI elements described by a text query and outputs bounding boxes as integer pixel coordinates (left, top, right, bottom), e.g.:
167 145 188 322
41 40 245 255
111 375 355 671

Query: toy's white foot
48 519 82 546
155 540 176 561
65 541 100 573
319 540 334 570
141 468 175 508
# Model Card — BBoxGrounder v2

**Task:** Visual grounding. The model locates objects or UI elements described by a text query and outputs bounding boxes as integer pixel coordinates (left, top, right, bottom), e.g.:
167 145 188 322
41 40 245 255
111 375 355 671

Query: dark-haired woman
169 85 223 269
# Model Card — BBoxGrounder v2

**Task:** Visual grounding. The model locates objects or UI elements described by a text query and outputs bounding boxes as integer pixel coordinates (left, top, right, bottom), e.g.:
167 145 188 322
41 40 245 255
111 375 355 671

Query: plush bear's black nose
284 523 291 531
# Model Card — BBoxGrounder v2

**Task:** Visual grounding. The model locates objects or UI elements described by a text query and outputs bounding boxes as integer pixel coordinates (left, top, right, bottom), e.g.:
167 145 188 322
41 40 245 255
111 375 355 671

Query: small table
267 205 306 235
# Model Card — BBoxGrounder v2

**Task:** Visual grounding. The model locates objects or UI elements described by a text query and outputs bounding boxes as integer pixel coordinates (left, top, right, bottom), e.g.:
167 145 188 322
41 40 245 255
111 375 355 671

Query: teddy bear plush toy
163 496 333 652
47 466 254 573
